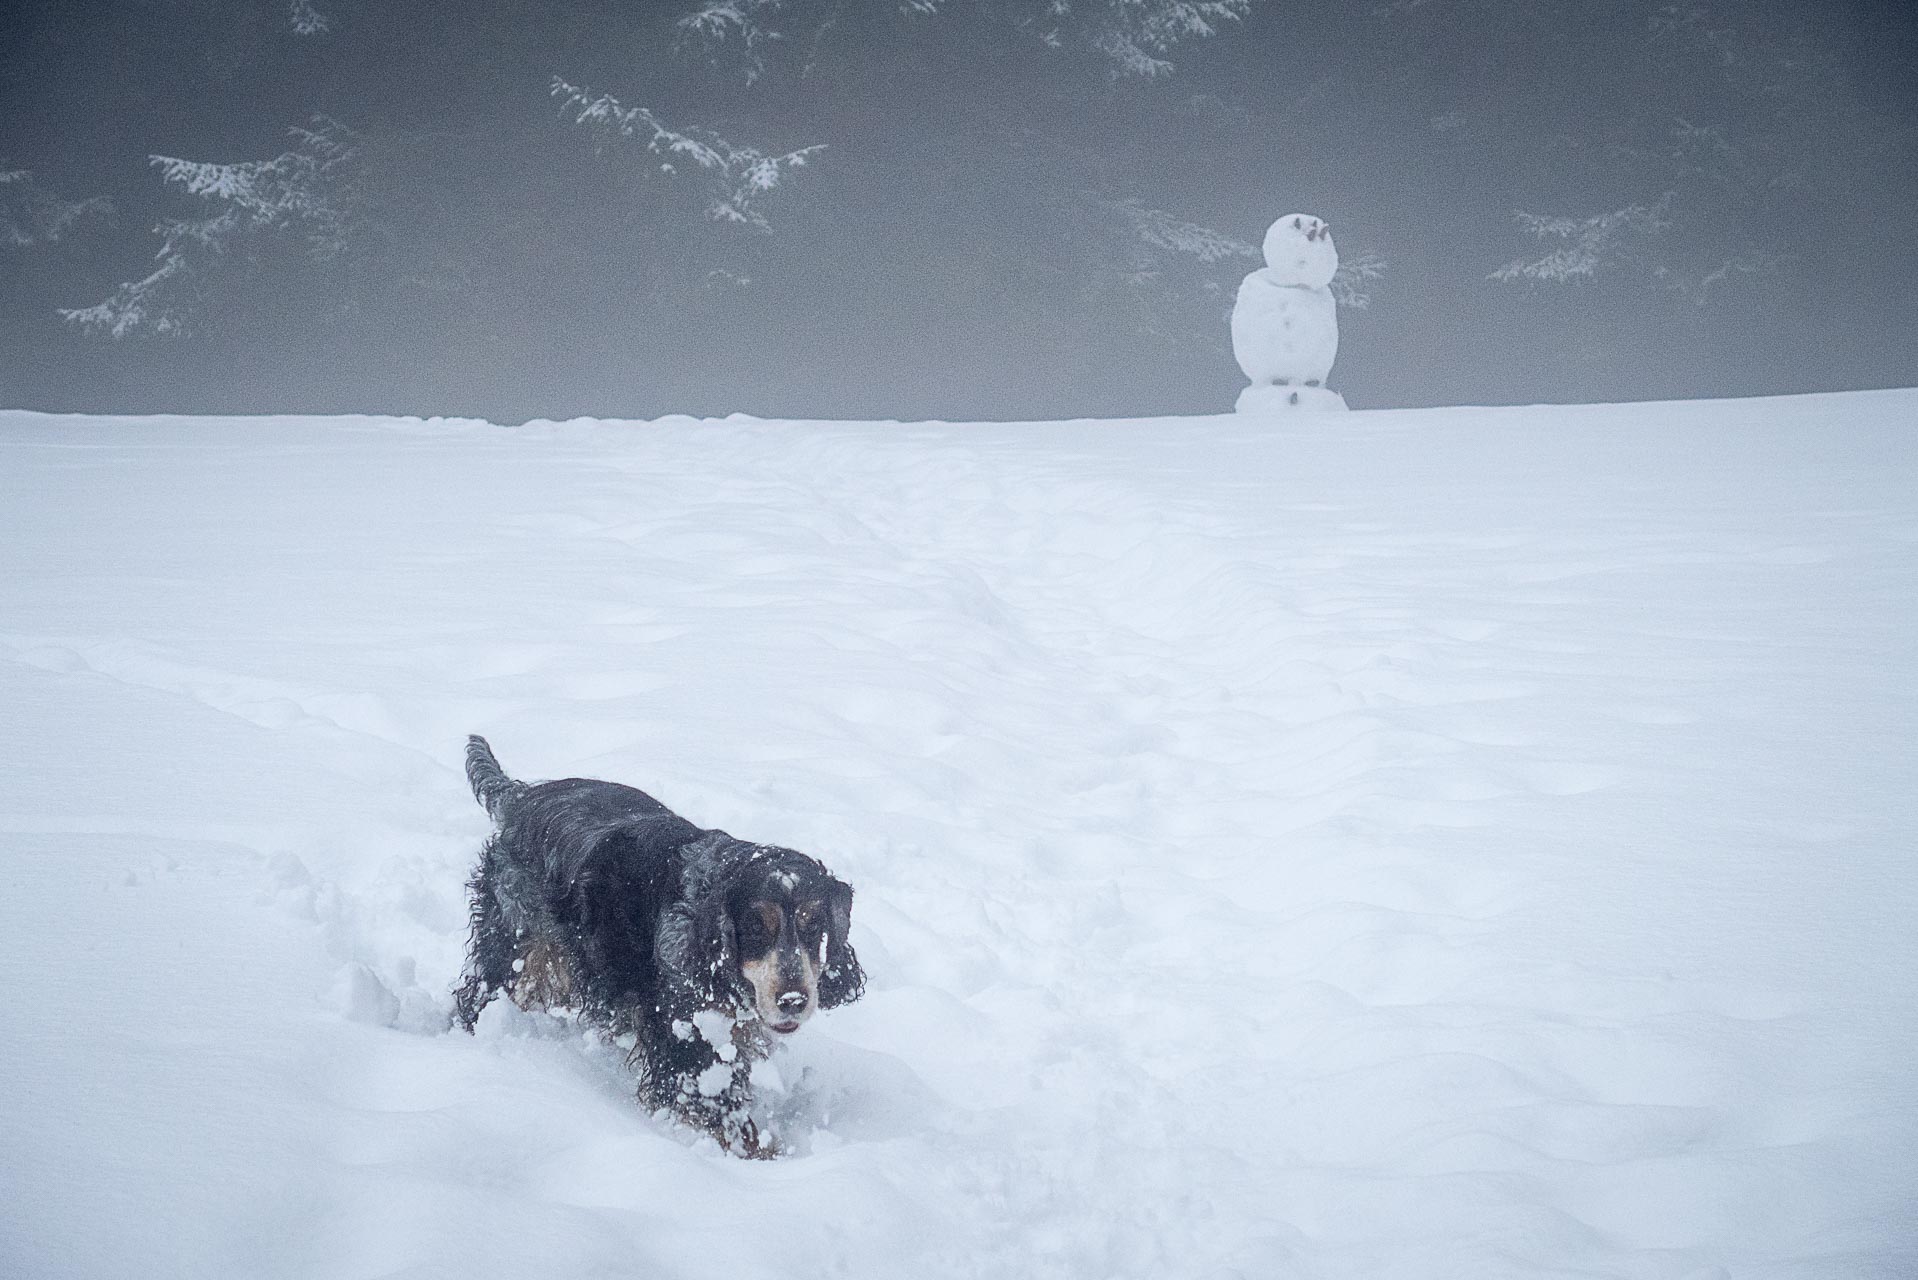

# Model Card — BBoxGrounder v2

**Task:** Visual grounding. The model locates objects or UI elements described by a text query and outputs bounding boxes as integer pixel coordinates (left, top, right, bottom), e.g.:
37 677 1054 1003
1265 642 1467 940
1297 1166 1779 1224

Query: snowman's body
1231 213 1345 410
1231 271 1338 387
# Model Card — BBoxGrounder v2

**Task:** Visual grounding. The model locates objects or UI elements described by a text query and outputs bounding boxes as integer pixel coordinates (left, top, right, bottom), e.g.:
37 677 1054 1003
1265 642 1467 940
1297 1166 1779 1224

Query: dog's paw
730 1117 783 1160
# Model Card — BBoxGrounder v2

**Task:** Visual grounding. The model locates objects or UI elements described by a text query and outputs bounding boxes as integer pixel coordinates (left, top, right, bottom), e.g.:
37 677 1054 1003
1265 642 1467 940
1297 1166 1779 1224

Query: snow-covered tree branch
1 166 111 249
1330 249 1387 310
60 249 197 338
552 79 823 232
1115 199 1259 265
63 118 359 337
1070 0 1256 76
1491 180 1783 305
1484 3 1864 308
673 0 1255 80
1490 198 1672 284
675 0 791 85
288 0 332 36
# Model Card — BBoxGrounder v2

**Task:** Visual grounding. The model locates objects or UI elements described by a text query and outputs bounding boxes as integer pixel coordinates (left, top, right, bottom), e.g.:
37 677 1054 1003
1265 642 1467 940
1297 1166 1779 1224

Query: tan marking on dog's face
739 951 818 1031
735 899 821 1033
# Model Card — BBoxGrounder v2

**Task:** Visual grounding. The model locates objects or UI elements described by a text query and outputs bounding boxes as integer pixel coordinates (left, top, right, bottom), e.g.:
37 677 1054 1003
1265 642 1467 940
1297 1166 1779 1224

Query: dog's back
457 734 700 1026
464 734 698 886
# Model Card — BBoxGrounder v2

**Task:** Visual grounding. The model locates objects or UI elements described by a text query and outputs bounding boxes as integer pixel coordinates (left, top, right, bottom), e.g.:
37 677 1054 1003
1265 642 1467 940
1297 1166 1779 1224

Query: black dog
453 735 864 1157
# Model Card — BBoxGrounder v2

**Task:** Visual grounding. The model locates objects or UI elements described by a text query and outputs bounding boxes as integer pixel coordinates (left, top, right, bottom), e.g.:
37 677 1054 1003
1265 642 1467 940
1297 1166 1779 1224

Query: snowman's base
1236 383 1349 414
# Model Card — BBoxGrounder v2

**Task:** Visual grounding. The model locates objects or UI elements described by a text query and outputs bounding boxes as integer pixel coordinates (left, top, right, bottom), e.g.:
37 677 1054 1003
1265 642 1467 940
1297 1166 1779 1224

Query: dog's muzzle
769 990 809 1033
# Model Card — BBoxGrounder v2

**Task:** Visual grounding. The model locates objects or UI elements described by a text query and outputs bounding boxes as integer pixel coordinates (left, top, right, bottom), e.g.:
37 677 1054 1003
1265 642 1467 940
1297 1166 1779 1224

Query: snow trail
3 393 1914 1279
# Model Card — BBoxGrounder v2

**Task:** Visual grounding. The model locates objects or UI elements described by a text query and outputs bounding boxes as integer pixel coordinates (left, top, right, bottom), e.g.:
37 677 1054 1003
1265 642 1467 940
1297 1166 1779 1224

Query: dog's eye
733 902 781 955
794 902 828 937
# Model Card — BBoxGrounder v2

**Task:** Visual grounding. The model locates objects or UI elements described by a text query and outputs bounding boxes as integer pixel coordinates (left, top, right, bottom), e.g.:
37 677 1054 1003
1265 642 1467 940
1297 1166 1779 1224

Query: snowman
1231 213 1348 412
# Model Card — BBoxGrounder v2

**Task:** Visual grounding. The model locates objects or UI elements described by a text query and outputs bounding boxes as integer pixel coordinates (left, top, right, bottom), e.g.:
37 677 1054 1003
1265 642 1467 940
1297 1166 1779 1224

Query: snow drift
2 391 1914 1279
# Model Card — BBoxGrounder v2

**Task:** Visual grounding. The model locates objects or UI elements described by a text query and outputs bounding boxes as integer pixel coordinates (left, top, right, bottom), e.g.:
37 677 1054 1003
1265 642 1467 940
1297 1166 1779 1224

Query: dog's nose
776 991 808 1015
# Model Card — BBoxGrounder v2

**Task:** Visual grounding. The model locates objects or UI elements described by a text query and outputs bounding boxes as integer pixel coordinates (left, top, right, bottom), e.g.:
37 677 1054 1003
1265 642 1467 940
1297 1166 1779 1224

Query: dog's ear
816 877 865 1009
700 891 746 1009
660 881 747 1012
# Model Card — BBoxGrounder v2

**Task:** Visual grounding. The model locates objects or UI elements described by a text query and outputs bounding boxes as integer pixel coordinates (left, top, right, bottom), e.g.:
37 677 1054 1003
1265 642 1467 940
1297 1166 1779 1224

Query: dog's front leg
678 1064 775 1158
644 1023 776 1157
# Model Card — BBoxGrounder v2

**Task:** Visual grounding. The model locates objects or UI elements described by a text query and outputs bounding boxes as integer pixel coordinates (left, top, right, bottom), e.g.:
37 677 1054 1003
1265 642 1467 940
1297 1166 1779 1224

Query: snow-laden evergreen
0 165 111 249
60 120 358 338
551 80 824 232
3 392 1914 1279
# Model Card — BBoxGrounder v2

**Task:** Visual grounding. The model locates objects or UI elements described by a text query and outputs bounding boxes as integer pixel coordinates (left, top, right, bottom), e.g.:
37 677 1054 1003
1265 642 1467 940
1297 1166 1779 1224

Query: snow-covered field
3 391 1915 1279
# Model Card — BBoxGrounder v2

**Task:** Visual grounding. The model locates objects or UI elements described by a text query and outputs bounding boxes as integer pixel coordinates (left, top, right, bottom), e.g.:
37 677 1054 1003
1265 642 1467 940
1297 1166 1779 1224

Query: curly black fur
453 735 864 1157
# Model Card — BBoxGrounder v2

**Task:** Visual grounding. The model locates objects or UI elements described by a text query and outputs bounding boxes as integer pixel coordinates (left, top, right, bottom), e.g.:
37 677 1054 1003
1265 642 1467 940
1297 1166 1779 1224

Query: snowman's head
1262 214 1338 288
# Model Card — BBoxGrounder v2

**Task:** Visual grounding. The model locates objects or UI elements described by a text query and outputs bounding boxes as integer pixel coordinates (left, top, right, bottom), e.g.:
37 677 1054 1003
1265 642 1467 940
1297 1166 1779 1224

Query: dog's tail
465 735 525 822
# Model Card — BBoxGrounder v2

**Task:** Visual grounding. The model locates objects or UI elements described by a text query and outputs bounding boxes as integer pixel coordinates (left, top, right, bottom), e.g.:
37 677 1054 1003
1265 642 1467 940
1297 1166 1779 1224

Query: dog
452 735 864 1157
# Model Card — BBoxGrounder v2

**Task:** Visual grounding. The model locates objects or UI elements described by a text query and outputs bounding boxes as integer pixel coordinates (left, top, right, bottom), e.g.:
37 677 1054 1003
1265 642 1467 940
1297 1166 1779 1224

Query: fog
4 0 1914 421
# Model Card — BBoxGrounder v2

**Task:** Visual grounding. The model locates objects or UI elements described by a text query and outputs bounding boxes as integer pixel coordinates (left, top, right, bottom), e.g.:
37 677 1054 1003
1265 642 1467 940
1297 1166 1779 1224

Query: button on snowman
1231 213 1348 412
